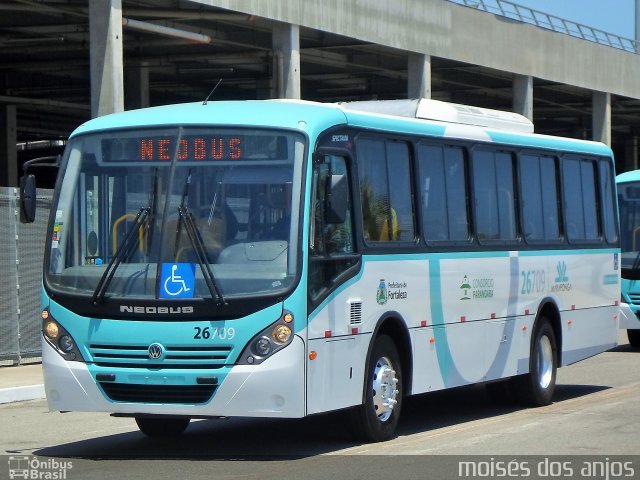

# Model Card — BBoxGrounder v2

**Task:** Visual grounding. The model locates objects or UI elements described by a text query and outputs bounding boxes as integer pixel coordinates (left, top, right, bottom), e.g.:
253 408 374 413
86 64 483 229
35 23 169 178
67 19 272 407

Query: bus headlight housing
254 336 273 356
272 324 292 344
239 311 295 365
44 320 59 339
41 310 85 362
58 335 75 353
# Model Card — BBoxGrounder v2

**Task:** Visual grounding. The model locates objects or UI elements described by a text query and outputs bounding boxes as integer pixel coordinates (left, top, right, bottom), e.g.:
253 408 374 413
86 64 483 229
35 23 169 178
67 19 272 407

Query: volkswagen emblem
148 343 164 360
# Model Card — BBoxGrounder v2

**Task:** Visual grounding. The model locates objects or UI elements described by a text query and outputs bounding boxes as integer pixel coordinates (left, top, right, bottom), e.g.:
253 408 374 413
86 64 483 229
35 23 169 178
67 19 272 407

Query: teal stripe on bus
308 248 618 322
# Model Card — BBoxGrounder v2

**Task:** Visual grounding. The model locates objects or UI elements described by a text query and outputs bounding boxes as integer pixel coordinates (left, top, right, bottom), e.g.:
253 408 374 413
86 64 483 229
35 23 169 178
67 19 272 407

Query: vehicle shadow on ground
33 381 608 460
609 342 640 354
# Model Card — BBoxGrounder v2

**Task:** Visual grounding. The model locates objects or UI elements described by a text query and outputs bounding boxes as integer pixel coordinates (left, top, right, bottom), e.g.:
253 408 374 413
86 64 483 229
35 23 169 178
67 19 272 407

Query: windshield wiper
92 207 151 304
172 169 226 306
177 205 227 306
633 252 640 272
144 168 159 256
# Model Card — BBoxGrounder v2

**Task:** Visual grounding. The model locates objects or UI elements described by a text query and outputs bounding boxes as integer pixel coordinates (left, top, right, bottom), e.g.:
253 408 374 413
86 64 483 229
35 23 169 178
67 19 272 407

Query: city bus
615 170 640 348
21 98 620 442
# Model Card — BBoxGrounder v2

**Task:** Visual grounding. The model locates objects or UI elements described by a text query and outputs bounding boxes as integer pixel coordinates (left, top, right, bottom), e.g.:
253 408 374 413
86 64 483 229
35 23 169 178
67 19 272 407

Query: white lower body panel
43 335 306 418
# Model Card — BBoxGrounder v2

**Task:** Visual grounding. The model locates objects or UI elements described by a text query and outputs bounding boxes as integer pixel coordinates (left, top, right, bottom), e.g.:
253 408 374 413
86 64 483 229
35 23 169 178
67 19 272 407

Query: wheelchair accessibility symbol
160 263 195 299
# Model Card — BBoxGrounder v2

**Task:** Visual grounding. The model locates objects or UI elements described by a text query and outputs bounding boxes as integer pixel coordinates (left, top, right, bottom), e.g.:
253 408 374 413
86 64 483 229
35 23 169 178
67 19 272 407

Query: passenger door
308 154 359 311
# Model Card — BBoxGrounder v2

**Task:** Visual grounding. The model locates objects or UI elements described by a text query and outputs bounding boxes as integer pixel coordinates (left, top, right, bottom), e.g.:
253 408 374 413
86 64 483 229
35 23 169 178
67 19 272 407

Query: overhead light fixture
122 18 211 44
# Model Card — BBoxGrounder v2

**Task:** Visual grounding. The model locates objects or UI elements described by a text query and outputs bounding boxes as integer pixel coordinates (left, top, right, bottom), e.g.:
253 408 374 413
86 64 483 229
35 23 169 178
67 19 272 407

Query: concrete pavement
0 363 44 404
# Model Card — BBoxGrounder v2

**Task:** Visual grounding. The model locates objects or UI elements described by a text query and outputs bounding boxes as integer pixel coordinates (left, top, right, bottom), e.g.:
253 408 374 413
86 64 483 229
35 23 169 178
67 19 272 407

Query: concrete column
513 74 533 122
592 91 611 146
0 105 17 187
256 78 275 100
408 53 431 99
272 22 301 99
125 62 150 110
89 0 124 118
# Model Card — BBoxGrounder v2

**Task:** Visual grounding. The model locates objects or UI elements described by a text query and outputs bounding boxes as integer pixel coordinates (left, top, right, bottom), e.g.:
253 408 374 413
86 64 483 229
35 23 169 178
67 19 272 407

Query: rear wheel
513 318 557 406
135 416 190 437
351 335 403 442
627 329 640 349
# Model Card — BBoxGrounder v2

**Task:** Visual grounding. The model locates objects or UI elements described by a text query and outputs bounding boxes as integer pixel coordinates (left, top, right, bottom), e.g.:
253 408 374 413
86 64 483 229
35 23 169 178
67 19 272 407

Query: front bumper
42 335 305 418
619 302 640 330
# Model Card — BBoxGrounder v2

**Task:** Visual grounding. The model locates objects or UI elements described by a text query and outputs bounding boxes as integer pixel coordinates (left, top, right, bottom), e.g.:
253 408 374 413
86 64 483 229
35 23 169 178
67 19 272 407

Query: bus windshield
45 127 305 304
618 181 640 276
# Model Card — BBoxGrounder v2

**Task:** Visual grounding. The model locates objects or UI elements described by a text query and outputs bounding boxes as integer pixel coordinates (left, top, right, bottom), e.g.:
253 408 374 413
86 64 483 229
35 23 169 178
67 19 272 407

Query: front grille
99 382 216 404
628 293 640 306
88 343 232 369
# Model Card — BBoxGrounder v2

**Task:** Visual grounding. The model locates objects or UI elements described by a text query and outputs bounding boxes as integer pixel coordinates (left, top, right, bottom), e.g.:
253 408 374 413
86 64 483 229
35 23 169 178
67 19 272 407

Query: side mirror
325 173 348 224
20 174 36 223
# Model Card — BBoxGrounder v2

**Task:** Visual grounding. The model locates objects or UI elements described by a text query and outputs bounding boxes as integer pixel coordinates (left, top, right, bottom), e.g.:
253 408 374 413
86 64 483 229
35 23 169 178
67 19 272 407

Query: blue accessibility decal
160 263 196 299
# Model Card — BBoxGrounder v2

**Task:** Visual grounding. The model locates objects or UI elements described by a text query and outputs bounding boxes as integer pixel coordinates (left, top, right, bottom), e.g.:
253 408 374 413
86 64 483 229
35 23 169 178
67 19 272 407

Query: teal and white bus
615 170 640 348
23 98 620 442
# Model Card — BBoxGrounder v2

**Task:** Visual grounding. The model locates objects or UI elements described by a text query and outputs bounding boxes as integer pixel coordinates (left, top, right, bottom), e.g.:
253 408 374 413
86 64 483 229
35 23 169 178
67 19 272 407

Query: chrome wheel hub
537 335 554 389
372 356 399 421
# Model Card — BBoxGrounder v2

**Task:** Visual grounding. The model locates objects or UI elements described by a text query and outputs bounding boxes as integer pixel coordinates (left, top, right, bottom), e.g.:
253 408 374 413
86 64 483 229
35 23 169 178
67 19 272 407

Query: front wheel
513 319 557 407
627 329 640 349
135 416 190 437
351 335 403 442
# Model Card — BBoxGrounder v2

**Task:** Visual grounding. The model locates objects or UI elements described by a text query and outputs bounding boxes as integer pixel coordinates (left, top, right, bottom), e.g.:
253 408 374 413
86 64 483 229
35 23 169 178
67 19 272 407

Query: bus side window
519 154 560 242
417 143 469 243
562 157 600 242
357 138 415 243
472 149 517 243
599 160 618 244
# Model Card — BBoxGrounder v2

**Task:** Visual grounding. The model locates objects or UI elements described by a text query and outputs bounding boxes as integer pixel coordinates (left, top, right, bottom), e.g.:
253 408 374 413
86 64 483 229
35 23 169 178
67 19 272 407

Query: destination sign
139 136 242 162
100 132 291 163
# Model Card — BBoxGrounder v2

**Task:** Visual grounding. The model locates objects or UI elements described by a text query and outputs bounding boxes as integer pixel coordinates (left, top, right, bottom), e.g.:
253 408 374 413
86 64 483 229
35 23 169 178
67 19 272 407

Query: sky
506 0 635 38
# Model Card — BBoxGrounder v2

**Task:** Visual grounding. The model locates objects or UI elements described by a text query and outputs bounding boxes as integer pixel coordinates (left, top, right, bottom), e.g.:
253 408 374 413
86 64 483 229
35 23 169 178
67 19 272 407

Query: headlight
44 321 59 339
41 310 84 362
253 336 273 356
238 311 295 365
272 324 292 344
58 335 75 353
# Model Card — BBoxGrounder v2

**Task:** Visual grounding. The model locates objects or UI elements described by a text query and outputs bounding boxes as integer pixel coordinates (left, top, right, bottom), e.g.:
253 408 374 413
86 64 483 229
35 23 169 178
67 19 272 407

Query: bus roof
616 170 640 183
71 100 347 138
71 99 613 158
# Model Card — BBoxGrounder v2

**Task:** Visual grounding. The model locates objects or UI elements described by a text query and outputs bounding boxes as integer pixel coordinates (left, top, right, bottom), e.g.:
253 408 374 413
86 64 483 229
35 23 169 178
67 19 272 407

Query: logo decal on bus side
551 261 572 293
376 279 407 304
555 261 569 283
377 279 387 305
460 274 494 300
460 275 471 300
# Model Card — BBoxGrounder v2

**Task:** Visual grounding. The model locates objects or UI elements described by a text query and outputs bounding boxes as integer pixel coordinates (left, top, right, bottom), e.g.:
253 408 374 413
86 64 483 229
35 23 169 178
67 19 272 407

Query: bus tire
627 329 640 349
513 318 557 407
135 416 190 437
351 334 403 442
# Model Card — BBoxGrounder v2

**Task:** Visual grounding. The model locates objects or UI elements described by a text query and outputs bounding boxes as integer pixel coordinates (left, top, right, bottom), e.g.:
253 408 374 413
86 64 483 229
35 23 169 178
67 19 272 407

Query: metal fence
0 187 52 365
448 0 640 54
